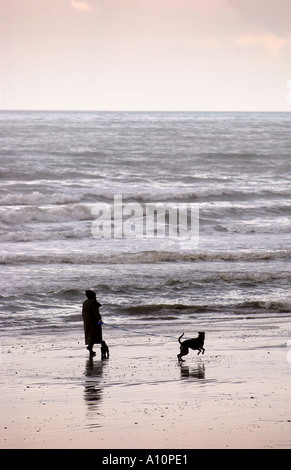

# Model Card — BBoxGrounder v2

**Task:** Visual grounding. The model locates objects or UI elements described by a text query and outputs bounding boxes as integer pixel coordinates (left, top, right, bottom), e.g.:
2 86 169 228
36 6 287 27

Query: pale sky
0 0 291 111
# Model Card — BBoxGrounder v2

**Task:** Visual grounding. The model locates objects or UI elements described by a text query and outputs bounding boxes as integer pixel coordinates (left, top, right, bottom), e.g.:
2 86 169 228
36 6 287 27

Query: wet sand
1 318 291 449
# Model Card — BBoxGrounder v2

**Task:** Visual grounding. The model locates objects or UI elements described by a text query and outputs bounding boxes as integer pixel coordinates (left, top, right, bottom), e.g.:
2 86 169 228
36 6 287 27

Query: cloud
70 1 93 12
229 0 291 36
236 33 291 55
139 0 240 19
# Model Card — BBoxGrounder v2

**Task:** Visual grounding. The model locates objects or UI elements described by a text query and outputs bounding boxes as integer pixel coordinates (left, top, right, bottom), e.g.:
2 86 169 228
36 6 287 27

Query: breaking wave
1 248 290 265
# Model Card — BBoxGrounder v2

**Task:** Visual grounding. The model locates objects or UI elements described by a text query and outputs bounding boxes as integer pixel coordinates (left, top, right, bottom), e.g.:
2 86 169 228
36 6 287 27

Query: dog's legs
178 346 189 362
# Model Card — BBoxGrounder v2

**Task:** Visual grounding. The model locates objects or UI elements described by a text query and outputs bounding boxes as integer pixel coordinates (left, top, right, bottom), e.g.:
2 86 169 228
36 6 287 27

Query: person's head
85 290 96 299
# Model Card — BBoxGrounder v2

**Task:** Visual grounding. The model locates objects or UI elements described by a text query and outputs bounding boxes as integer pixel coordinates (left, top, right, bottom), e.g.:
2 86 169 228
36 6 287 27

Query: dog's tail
178 332 184 344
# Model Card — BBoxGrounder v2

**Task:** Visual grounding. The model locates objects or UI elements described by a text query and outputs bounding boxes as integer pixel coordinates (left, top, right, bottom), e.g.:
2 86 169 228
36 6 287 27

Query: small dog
177 332 205 362
101 341 109 359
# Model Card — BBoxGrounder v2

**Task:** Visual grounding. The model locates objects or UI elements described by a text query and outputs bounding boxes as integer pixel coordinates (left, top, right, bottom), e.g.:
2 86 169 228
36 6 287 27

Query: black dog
177 332 205 362
101 341 109 359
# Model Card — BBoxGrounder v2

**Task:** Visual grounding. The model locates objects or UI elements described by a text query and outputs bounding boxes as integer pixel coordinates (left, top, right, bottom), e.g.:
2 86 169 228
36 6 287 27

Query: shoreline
1 317 291 449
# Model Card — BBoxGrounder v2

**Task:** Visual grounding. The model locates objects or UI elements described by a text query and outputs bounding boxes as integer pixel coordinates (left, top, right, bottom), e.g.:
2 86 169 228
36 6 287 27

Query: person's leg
87 343 96 356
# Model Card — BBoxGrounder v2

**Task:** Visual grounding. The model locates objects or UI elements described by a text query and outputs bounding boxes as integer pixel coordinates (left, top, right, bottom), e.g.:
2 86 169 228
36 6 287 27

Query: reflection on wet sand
180 362 205 380
84 358 104 415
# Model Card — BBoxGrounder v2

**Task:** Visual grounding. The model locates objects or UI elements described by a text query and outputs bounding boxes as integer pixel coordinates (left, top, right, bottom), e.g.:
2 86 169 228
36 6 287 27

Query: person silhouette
82 290 103 357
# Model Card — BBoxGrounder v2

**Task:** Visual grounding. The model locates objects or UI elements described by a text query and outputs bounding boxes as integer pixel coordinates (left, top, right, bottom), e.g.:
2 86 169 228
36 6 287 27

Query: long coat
82 298 102 345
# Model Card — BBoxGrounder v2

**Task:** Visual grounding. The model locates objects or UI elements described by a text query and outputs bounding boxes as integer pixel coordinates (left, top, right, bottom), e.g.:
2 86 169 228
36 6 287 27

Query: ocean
0 110 291 343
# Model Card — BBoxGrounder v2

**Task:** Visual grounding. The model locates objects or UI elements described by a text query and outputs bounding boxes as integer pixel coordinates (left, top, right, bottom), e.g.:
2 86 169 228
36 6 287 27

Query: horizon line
0 108 290 113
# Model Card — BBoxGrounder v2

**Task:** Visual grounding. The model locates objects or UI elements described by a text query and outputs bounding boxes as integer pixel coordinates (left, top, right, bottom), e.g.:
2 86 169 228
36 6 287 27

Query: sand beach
1 312 291 450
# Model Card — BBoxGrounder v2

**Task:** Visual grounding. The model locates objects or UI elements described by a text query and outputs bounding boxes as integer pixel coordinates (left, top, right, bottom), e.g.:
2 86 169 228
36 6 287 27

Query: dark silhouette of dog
177 332 205 362
101 341 109 359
